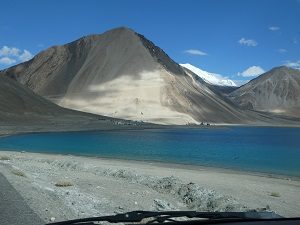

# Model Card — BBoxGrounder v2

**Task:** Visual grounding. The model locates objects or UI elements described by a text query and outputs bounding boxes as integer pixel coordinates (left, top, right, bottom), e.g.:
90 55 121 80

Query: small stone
50 217 55 222
134 201 138 205
153 199 172 210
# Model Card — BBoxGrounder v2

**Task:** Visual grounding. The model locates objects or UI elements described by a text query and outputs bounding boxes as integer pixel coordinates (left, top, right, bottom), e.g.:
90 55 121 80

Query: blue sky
0 0 299 84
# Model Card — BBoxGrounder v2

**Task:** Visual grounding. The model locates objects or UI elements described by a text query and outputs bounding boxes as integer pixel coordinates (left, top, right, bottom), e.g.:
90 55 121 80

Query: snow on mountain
180 63 237 87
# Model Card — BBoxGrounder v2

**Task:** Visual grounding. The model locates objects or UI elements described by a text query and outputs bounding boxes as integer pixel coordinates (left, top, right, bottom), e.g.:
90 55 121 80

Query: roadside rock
153 199 174 211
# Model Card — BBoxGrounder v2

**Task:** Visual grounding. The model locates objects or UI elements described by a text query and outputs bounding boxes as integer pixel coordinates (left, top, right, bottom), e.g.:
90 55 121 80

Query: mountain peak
4 27 298 125
1 27 251 124
229 66 300 116
271 65 299 72
103 26 135 35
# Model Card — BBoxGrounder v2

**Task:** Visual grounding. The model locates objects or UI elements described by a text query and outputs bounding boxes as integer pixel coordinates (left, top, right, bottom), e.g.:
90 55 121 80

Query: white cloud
0 46 33 66
238 38 257 47
0 57 16 65
269 26 280 31
284 60 300 70
278 48 287 53
238 66 265 77
19 50 33 62
0 46 20 57
184 49 207 56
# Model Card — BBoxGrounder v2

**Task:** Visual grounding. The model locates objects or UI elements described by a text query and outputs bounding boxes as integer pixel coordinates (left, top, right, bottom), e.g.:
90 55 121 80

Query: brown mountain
1 27 298 125
229 66 300 117
0 74 69 121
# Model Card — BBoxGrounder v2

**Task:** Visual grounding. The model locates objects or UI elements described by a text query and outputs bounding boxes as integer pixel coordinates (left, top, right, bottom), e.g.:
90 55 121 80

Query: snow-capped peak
180 63 237 87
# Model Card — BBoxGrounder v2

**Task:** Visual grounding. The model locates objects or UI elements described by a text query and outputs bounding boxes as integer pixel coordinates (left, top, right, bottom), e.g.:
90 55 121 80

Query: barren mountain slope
1 27 294 125
0 75 68 121
229 66 300 117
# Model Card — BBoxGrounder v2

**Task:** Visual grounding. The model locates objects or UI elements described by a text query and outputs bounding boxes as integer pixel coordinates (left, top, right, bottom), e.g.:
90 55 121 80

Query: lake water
0 127 300 177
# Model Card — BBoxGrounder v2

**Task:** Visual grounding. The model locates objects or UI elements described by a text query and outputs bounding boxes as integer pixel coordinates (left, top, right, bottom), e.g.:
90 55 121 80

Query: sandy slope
0 151 299 224
0 73 165 136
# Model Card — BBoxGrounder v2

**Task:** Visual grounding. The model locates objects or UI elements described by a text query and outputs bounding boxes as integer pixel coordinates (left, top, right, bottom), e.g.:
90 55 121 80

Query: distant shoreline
1 122 300 138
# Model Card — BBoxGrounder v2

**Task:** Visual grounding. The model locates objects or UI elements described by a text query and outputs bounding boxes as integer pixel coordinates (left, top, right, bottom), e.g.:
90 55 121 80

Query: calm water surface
0 127 300 176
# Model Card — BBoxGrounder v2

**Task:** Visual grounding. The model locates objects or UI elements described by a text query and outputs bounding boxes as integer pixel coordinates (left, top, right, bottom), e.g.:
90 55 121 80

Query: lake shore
0 150 299 223
1 121 300 137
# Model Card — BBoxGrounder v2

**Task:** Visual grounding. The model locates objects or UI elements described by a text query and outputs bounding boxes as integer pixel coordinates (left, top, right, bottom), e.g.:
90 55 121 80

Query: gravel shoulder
0 151 299 224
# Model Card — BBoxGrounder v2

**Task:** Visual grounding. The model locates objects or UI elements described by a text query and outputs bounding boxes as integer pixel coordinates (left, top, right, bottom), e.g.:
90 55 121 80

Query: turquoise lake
0 127 300 177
